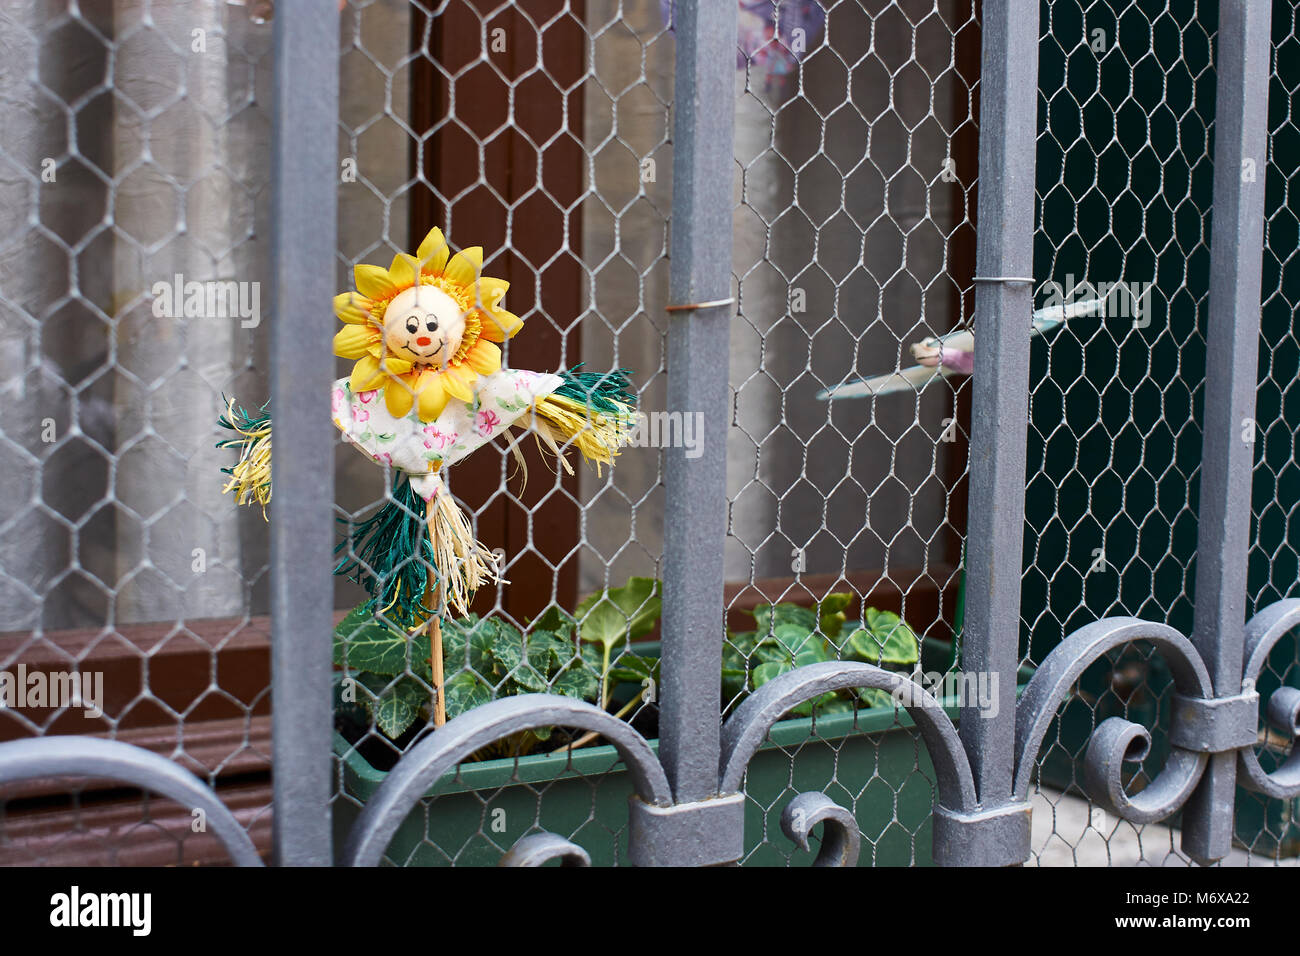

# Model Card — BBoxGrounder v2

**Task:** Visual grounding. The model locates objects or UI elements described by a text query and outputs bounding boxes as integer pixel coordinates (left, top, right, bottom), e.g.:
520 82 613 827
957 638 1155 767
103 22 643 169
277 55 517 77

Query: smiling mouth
407 341 444 360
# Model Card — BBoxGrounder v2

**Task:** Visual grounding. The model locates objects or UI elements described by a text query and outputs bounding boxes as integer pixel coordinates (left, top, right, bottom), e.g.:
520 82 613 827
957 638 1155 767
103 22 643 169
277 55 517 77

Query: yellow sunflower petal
480 307 524 342
464 339 501 375
349 355 386 392
447 362 480 388
385 378 416 418
443 246 483 286
354 263 398 300
441 368 474 402
334 324 381 359
334 291 373 324
475 276 509 311
467 274 506 312
388 253 420 290
416 373 451 422
381 356 414 376
415 227 450 274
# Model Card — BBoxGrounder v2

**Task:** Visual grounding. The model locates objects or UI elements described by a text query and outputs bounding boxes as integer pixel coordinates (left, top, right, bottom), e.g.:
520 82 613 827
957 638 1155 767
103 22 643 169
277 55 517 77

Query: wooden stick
558 689 646 754
425 495 447 727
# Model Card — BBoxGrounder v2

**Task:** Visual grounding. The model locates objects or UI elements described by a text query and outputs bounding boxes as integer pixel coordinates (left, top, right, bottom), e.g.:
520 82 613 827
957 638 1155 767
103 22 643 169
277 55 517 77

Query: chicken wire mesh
328 0 674 866
1020 0 1297 867
724 0 978 866
1023 0 1215 866
329 0 977 868
1239 0 1300 864
0 0 277 864
1014 0 1212 866
0 0 1295 869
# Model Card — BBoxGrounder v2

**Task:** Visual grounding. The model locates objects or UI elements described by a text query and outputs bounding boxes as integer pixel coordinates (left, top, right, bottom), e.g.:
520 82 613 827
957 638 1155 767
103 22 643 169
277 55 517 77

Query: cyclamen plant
332 576 921 755
333 576 663 750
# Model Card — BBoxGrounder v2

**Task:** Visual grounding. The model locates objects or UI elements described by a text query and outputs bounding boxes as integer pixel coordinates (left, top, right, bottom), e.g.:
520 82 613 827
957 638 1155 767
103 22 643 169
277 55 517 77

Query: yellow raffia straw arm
503 426 528 479
528 393 637 477
216 397 273 518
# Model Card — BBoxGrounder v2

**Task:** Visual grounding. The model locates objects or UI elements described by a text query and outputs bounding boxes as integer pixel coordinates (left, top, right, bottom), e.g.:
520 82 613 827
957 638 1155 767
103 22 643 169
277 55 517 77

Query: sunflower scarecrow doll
217 227 637 725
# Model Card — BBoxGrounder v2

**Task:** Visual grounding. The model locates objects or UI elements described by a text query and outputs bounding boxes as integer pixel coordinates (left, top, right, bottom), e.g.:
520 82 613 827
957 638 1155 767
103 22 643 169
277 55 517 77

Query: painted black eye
425 319 439 333
405 316 419 334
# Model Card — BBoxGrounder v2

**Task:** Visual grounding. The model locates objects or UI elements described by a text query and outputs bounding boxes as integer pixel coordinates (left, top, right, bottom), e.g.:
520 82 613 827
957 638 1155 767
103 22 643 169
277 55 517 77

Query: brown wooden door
409 1 587 624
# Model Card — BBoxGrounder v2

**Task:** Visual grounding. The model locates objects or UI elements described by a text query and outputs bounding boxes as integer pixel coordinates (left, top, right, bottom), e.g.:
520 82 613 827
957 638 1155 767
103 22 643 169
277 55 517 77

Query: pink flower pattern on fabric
332 369 563 488
422 424 456 449
474 409 502 437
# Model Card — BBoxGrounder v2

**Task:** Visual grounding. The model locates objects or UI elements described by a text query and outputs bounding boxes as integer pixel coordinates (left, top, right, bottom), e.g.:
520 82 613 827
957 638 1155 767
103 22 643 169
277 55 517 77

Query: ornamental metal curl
780 791 861 867
1238 599 1300 798
719 661 979 813
1013 617 1213 823
341 694 672 867
0 736 263 867
1080 716 1205 824
499 832 592 867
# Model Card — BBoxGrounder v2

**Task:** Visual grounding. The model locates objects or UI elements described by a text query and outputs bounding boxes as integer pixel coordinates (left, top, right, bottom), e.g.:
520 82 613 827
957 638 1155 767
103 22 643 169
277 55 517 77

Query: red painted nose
416 336 432 347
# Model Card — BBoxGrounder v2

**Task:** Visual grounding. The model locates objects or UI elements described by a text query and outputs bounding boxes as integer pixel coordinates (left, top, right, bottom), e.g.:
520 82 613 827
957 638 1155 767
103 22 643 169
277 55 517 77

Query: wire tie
665 297 735 312
972 275 1036 285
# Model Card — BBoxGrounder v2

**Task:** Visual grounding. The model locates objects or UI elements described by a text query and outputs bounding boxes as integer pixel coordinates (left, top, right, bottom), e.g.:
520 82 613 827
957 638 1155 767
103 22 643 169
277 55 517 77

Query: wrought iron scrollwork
341 694 673 867
0 736 264 866
1013 606 1300 832
714 611 1292 861
499 832 592 867
1238 599 1300 799
780 792 861 867
1011 610 1300 826
720 660 979 813
341 603 1300 865
718 660 983 866
1013 617 1213 823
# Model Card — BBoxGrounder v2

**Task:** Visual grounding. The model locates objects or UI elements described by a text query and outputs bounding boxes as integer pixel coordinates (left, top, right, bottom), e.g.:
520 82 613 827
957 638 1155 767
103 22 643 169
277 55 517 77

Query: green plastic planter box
334 701 946 866
332 640 1031 867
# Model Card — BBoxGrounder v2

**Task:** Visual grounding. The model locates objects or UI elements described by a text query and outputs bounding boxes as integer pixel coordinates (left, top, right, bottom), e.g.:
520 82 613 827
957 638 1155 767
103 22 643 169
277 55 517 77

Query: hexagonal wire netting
1021 0 1297 867
1021 0 1217 866
332 0 979 867
1242 0 1300 864
0 2 276 863
1 0 1297 868
328 0 679 867
724 0 978 865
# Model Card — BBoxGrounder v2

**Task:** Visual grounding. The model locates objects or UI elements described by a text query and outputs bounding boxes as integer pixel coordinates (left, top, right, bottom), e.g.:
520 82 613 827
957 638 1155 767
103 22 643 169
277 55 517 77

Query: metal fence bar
269 0 341 866
958 1 1040 810
1181 0 1272 865
659 0 738 804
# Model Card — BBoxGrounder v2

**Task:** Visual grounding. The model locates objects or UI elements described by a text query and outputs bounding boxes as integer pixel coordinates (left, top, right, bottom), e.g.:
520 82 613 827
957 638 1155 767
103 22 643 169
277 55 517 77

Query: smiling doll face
382 285 467 367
